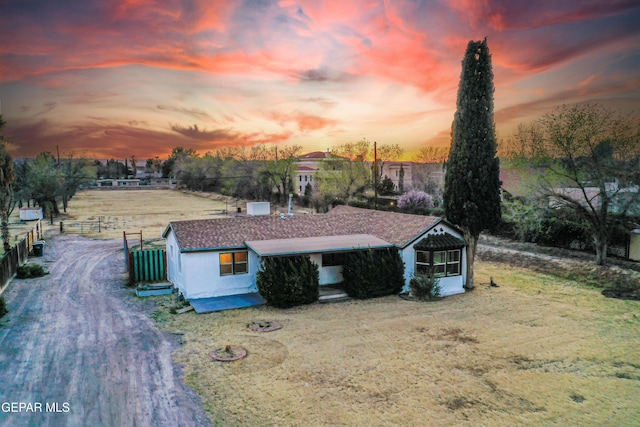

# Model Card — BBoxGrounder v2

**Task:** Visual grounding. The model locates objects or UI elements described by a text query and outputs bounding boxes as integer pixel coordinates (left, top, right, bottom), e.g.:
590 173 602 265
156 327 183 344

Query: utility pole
374 141 378 210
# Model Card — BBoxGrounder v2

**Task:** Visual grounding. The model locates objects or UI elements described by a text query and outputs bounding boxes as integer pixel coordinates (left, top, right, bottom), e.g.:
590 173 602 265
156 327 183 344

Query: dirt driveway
0 234 211 427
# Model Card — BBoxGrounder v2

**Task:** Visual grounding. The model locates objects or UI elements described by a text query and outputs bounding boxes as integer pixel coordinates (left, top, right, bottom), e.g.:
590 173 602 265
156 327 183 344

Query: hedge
342 248 405 299
256 255 319 308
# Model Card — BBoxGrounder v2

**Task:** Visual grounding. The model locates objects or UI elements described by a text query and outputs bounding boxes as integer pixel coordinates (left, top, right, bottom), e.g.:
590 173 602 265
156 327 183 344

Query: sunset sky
1 0 639 160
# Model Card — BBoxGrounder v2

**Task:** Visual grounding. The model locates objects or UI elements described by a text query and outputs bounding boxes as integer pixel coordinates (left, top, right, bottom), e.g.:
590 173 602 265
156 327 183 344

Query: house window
304 175 308 181
322 252 345 266
415 250 430 275
447 250 460 276
415 249 461 277
219 251 248 275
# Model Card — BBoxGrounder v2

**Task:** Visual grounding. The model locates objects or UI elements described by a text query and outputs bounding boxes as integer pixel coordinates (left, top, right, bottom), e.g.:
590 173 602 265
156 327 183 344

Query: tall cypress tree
444 38 501 290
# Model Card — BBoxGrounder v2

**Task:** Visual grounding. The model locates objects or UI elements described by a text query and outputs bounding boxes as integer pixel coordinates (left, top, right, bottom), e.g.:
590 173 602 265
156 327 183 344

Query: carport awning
245 234 394 257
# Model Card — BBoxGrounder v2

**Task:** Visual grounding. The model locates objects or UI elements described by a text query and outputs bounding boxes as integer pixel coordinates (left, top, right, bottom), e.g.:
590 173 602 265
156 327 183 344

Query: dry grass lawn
157 264 640 426
47 189 639 425
57 189 241 239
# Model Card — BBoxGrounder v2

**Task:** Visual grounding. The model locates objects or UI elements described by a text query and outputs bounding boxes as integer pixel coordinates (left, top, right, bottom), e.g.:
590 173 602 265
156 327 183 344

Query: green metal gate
128 249 166 284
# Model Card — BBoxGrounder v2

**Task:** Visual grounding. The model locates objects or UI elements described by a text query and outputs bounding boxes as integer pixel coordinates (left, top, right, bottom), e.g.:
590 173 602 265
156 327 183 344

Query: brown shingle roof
326 205 441 246
166 206 442 252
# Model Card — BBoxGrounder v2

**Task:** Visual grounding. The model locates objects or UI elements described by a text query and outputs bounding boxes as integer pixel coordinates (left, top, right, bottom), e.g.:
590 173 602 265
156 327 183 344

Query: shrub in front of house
16 264 47 279
409 274 442 300
256 255 319 308
342 248 405 299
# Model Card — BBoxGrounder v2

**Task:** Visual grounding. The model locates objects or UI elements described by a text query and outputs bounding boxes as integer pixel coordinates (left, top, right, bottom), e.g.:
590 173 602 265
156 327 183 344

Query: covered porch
246 233 395 287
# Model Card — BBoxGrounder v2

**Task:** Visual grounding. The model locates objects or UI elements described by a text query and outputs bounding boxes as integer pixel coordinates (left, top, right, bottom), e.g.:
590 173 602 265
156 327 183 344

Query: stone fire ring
247 320 282 332
210 346 247 362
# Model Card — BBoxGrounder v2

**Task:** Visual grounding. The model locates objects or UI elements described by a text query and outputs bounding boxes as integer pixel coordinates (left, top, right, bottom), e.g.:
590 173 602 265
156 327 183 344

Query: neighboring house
412 162 445 194
95 178 140 187
295 165 316 194
293 151 414 195
162 205 467 301
293 151 347 195
134 165 163 179
380 162 412 192
550 180 639 214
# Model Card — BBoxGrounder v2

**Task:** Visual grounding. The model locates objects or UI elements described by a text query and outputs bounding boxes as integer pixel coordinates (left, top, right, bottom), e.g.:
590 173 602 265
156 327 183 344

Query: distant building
293 151 414 195
380 162 412 192
96 178 140 187
293 151 347 195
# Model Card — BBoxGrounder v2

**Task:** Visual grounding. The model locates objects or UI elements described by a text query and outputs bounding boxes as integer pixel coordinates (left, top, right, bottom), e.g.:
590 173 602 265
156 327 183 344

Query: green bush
0 296 7 319
16 263 47 279
256 256 319 308
409 275 441 300
342 248 405 299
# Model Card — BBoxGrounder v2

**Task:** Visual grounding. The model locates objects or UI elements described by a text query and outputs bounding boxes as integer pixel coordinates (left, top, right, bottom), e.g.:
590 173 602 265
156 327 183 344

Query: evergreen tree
444 38 501 290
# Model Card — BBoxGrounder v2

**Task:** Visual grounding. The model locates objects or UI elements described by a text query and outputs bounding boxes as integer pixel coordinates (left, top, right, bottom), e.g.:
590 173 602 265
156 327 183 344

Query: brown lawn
55 188 244 240
44 189 640 426
157 264 640 427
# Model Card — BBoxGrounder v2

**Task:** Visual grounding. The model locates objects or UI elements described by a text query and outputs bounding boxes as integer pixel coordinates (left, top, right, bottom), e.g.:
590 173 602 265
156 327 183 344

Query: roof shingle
166 205 441 251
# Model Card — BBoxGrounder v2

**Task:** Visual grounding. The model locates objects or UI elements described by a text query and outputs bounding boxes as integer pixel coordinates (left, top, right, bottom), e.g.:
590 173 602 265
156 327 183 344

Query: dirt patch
0 234 211 427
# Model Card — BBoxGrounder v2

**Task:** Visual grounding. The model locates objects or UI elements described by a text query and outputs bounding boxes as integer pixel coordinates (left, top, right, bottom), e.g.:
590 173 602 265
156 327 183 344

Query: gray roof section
246 234 393 256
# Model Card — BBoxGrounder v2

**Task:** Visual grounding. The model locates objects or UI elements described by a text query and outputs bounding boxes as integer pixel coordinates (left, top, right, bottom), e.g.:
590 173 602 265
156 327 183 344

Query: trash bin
33 241 45 257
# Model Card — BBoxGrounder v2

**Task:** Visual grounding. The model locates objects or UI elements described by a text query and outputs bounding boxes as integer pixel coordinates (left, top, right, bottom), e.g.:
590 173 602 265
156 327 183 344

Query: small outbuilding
19 207 43 221
162 205 468 302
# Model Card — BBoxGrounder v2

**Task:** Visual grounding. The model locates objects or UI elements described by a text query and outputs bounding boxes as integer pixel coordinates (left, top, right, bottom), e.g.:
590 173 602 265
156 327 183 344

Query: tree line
166 139 410 211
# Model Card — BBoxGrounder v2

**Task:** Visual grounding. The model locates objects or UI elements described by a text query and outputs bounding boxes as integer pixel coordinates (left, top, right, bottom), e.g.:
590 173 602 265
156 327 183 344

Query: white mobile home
162 205 467 301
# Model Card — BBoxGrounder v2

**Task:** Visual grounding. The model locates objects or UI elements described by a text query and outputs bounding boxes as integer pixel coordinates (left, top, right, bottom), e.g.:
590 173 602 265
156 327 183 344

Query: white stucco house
162 205 467 302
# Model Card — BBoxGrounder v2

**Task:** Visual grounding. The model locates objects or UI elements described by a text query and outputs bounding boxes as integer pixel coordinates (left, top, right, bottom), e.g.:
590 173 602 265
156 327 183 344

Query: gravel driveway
0 234 212 427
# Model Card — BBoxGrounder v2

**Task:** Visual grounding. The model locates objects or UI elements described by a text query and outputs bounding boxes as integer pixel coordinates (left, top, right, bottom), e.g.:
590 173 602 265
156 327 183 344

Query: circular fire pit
210 345 247 362
247 320 282 332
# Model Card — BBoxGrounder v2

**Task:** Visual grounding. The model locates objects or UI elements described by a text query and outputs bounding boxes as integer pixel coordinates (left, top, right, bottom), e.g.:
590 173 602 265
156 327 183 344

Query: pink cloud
269 112 336 133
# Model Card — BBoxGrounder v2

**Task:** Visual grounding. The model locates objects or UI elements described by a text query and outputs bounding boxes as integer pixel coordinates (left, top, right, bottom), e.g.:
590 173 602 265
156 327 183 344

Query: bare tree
513 103 640 265
255 145 302 206
317 140 370 203
413 146 449 164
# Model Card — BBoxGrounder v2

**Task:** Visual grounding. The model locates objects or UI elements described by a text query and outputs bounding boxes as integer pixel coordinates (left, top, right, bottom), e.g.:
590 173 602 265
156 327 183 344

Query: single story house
162 205 467 301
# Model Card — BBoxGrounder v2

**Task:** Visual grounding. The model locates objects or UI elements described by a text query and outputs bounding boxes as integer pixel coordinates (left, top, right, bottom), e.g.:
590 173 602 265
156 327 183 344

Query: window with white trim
219 251 248 275
415 249 461 277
